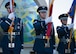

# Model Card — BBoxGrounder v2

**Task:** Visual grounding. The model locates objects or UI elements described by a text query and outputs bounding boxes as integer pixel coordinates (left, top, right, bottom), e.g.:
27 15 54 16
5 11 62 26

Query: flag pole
45 0 54 48
8 0 14 48
67 1 76 53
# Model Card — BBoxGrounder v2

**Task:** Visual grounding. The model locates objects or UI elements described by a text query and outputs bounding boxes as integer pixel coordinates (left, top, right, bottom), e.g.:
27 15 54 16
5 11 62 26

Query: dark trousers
2 48 21 54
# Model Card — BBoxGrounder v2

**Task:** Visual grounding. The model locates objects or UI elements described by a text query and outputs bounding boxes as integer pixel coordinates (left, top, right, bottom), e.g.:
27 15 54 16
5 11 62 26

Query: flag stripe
10 0 12 12
10 0 14 12
68 0 76 23
49 4 53 16
49 0 54 16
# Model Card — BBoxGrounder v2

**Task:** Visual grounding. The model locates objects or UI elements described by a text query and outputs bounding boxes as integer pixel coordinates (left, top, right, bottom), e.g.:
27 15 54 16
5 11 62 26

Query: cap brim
39 10 47 12
59 17 68 20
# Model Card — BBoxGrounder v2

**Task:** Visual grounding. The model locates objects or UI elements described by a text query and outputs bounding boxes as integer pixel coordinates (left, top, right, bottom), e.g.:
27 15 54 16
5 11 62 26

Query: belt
36 34 51 39
4 32 20 35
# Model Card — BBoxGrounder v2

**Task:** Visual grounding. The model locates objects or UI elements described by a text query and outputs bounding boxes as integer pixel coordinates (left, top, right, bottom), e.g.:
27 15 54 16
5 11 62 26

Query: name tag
8 43 15 48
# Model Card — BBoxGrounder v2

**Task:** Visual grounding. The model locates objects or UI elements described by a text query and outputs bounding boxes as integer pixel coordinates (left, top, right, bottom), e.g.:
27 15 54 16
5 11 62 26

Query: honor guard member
33 6 55 54
56 14 75 54
0 2 24 54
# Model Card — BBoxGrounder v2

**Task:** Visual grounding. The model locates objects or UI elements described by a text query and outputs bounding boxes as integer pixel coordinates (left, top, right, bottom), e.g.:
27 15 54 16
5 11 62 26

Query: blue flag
68 0 76 23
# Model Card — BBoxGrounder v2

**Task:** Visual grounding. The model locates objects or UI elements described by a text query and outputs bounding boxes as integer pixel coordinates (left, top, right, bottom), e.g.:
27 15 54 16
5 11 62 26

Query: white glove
66 38 70 43
45 16 52 24
53 49 58 54
8 12 15 20
67 23 74 29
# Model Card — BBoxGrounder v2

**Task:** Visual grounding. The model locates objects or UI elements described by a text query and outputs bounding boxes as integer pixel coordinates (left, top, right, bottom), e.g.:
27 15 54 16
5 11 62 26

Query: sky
46 0 76 35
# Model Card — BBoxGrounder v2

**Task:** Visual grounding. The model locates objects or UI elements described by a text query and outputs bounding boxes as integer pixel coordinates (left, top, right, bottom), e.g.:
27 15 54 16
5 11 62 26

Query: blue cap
37 6 48 13
59 14 68 20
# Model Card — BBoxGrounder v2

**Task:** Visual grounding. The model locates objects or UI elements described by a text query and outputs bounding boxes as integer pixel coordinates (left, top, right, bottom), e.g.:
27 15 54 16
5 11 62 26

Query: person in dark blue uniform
33 6 55 54
0 2 24 54
56 14 75 54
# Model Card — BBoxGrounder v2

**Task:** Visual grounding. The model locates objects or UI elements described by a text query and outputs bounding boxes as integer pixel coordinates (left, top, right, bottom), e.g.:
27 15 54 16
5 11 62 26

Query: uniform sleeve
56 26 65 38
20 20 24 49
33 20 45 35
0 18 9 32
